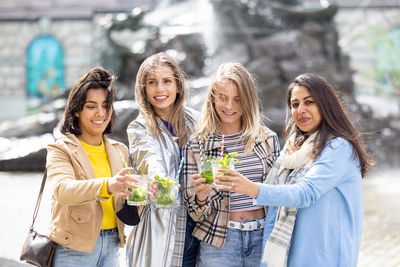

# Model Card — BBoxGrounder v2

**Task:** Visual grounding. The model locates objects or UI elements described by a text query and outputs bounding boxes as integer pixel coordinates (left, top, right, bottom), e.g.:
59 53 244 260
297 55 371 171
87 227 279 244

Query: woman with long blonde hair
182 63 280 266
126 52 199 267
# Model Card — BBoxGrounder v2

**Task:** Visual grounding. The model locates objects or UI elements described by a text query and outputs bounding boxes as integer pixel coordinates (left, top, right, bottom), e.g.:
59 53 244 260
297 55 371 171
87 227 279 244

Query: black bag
116 201 140 226
20 169 57 267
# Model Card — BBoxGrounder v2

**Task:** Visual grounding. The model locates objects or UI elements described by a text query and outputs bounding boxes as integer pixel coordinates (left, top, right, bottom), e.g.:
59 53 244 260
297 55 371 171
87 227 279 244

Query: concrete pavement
0 169 399 267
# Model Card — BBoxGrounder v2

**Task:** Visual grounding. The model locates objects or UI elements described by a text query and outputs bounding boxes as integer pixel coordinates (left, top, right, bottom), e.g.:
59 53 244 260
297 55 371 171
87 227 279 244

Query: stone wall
0 0 160 121
1 4 398 121
0 19 96 120
0 21 33 119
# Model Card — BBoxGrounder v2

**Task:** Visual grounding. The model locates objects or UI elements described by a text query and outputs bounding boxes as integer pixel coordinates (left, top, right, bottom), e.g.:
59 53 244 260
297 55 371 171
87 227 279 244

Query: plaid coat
181 127 280 248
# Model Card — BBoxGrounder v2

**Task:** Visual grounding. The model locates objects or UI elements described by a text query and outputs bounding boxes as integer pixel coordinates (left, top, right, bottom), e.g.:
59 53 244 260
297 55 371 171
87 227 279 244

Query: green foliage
155 174 175 190
154 175 177 207
217 152 240 169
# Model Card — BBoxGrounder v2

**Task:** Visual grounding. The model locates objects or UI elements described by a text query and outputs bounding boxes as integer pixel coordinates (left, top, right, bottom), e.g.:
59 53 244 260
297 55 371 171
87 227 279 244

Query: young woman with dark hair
59 69 116 136
218 73 374 267
284 74 372 176
46 67 137 267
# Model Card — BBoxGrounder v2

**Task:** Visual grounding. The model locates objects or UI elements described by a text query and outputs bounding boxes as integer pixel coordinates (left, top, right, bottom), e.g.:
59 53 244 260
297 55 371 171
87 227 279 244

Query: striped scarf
262 132 317 267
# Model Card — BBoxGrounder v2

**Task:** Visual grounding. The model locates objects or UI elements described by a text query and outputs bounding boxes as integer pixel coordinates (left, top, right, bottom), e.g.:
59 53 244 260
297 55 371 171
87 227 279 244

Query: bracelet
195 195 207 203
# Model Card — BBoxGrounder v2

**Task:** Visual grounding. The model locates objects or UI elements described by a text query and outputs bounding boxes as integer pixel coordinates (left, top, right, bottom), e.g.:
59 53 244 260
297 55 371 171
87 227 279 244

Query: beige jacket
45 134 128 253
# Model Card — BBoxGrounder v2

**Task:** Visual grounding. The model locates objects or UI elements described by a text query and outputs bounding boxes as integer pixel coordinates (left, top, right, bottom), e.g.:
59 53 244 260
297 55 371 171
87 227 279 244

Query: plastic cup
127 174 149 206
155 177 178 209
212 159 235 190
198 159 214 185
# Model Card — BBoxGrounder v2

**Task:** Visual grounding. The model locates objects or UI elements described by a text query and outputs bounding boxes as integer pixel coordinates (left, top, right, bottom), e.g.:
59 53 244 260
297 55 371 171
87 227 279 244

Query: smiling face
290 85 322 134
75 88 112 145
215 80 243 134
145 65 179 121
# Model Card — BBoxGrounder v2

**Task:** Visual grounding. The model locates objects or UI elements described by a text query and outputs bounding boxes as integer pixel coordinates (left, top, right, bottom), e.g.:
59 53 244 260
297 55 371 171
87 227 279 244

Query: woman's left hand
148 180 158 200
215 169 259 198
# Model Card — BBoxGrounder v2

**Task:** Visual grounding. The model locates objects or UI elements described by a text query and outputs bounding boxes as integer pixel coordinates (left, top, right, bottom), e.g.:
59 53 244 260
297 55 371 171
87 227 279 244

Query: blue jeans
54 228 120 267
198 223 264 267
182 214 200 266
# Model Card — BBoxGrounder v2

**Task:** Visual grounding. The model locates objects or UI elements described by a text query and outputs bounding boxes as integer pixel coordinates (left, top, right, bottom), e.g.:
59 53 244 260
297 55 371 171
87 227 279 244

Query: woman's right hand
192 173 211 206
107 167 137 198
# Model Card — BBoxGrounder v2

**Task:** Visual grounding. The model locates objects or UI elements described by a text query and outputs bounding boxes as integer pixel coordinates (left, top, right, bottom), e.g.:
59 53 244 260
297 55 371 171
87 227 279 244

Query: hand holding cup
215 168 259 198
107 167 137 198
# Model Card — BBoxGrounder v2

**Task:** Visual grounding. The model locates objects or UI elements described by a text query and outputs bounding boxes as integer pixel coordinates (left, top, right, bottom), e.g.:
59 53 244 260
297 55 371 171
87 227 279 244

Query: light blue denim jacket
255 137 363 267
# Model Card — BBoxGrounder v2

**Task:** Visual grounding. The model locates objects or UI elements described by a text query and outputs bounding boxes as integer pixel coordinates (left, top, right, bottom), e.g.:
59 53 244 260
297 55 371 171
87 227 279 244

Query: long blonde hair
197 63 266 154
135 52 191 147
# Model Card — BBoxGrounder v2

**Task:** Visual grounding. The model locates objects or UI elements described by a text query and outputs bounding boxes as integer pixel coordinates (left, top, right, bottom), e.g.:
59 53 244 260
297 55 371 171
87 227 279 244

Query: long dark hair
284 73 374 177
60 67 116 136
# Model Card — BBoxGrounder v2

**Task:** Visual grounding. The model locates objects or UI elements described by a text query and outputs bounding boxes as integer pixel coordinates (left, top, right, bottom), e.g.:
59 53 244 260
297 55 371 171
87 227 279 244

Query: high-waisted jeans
54 228 119 267
198 218 264 267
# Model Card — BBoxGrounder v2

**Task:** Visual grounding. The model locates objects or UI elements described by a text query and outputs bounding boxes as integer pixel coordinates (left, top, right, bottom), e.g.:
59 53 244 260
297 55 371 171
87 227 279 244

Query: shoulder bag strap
30 168 48 231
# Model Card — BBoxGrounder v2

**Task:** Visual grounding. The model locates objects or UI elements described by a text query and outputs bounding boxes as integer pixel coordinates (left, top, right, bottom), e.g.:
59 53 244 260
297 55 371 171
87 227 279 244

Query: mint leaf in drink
201 156 215 184
217 152 240 169
154 175 177 207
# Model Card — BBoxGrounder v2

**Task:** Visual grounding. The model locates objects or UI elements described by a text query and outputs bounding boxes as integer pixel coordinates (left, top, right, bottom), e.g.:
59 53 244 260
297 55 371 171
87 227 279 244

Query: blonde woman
182 63 280 266
126 52 199 267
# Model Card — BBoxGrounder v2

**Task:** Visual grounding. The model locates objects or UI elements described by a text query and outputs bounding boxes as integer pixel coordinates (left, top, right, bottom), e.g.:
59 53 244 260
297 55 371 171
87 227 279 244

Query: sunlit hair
284 73 374 177
197 62 266 154
135 52 191 147
60 67 116 136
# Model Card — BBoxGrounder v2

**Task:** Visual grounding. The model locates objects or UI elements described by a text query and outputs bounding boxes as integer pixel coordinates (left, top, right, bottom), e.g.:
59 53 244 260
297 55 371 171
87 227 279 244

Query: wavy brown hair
135 52 191 148
60 67 116 135
284 73 374 177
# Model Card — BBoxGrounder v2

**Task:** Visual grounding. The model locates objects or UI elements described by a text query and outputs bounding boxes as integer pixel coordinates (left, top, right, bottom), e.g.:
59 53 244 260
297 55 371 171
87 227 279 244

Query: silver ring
231 182 234 187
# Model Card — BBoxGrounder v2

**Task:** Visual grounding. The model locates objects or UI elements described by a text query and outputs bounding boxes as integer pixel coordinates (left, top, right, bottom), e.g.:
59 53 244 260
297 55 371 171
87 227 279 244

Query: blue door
27 36 65 99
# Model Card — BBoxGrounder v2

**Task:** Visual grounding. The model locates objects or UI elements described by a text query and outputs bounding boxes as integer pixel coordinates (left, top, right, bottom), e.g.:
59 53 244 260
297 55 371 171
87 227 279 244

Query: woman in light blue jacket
217 73 374 267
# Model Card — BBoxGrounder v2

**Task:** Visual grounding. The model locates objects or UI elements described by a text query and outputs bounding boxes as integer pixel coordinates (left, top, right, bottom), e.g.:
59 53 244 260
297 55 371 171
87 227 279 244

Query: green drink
200 156 215 185
212 152 240 190
127 175 149 206
154 175 178 208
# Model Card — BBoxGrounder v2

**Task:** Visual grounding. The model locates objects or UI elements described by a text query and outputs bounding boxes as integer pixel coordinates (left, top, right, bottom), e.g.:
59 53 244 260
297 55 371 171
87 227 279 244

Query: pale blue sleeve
254 138 359 208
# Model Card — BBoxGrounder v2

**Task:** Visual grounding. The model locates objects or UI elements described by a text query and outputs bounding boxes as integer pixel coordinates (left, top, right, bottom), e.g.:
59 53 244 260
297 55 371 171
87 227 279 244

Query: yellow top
80 139 117 229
